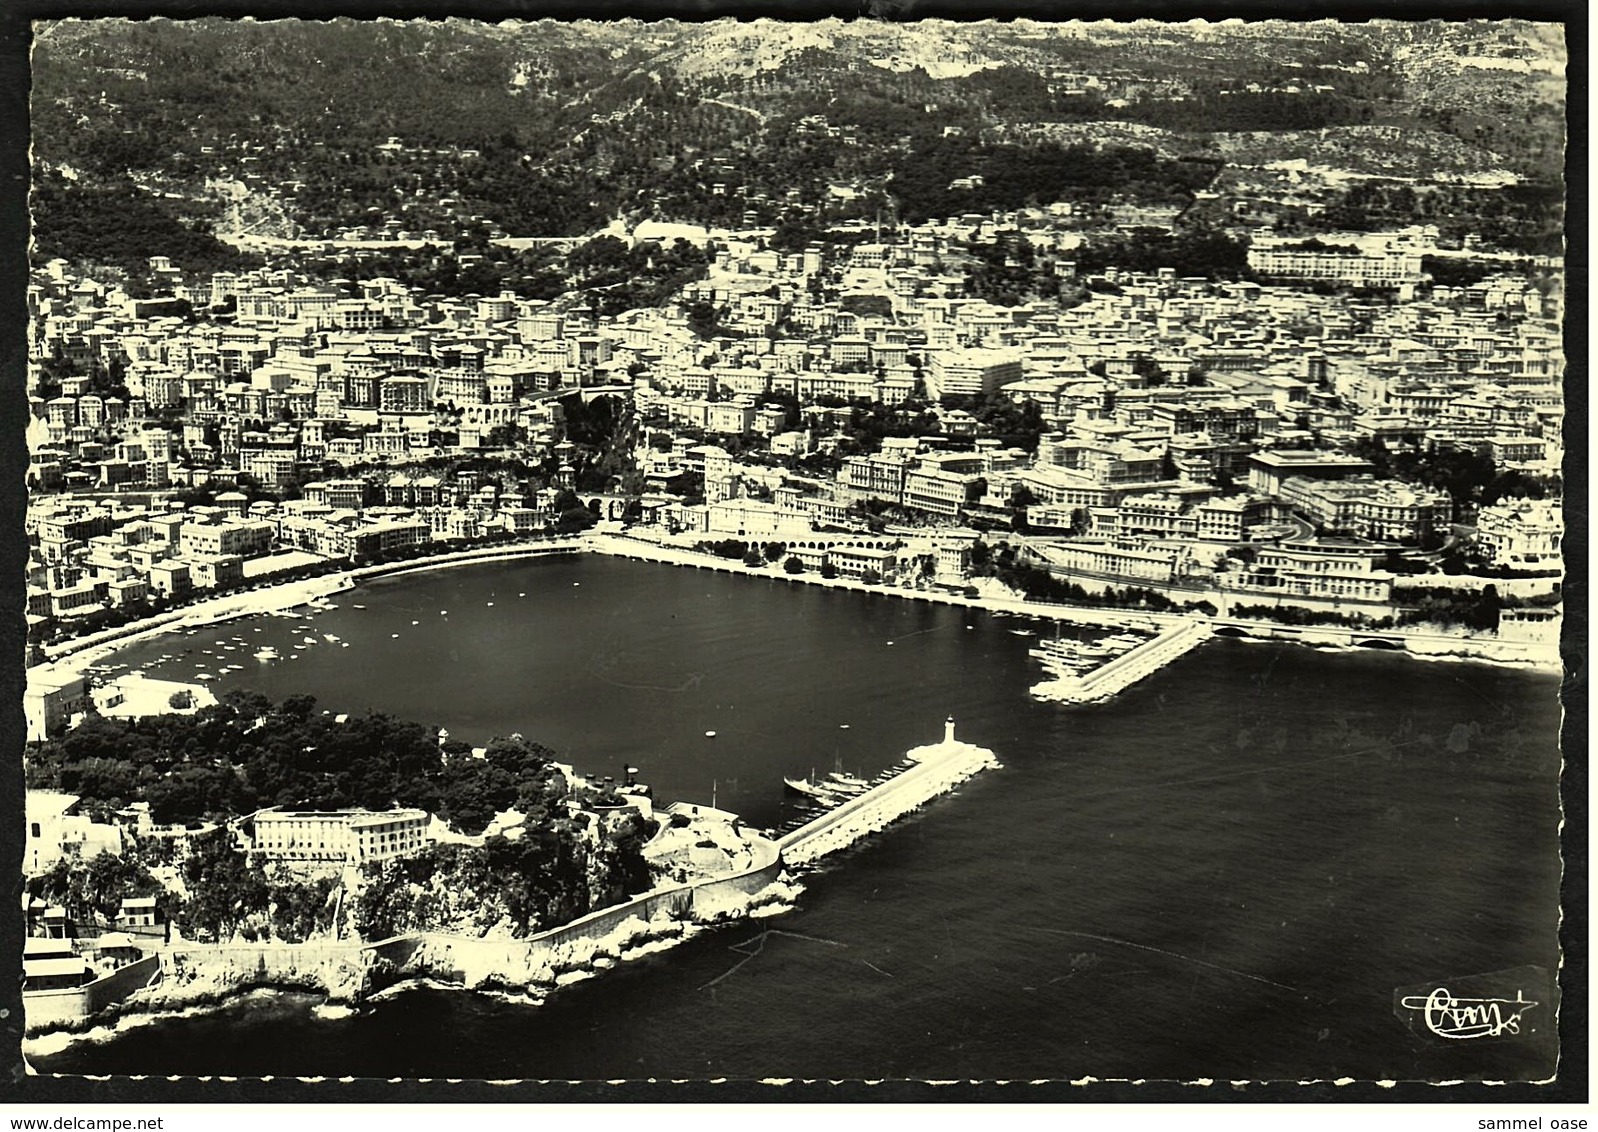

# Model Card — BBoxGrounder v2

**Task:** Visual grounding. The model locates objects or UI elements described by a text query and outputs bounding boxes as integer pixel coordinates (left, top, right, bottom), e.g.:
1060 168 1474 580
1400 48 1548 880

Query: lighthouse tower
944 716 957 744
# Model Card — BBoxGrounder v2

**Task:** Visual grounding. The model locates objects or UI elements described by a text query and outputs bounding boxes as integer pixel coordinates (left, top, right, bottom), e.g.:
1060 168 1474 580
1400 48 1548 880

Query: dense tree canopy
25 690 578 834
31 171 260 282
26 691 658 943
1350 437 1561 508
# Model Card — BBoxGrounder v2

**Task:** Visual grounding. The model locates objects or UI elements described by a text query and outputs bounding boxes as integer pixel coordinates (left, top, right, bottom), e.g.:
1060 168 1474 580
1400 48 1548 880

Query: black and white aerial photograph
7 8 1578 1104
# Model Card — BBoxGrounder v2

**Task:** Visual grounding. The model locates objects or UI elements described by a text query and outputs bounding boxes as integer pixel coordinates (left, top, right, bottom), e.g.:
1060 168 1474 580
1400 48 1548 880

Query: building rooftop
25 790 80 822
25 957 92 980
1249 450 1373 469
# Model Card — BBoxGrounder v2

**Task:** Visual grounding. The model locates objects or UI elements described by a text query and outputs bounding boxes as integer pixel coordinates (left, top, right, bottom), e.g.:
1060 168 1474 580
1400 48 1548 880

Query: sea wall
586 534 1186 631
778 738 999 866
39 575 354 664
368 834 785 993
158 943 368 1001
27 833 785 1034
1400 630 1560 668
27 728 995 1033
40 610 192 663
23 989 94 1035
347 539 582 584
22 955 161 1034
40 529 1561 685
1211 619 1561 671
1032 619 1214 704
83 943 371 1034
591 534 1560 669
36 537 582 669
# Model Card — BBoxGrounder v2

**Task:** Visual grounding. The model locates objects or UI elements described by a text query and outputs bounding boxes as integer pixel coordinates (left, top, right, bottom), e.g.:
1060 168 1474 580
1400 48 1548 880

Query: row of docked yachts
1027 631 1150 676
775 757 924 834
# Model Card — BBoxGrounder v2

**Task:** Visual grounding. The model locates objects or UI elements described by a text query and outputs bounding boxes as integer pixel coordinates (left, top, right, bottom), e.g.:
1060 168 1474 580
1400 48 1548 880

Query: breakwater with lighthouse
354 717 997 999
776 718 1000 866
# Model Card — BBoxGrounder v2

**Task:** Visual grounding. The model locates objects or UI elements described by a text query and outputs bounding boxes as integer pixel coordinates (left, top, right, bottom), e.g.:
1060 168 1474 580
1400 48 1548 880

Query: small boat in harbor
784 775 840 801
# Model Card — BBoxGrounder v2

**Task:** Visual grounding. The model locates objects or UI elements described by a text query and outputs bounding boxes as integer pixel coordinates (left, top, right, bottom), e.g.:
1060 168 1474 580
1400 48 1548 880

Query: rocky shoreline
25 875 803 1049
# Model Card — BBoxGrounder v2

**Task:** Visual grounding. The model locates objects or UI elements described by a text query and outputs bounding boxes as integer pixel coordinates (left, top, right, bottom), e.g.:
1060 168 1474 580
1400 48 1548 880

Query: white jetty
776 718 999 867
1031 618 1213 704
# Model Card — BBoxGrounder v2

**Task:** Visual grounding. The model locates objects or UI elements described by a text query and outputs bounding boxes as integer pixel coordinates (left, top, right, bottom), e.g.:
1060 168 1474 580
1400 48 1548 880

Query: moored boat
784 774 843 801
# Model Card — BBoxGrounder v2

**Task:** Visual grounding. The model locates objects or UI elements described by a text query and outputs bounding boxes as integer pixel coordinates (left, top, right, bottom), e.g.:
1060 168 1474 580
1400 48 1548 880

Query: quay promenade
31 528 1556 738
584 532 1183 632
31 538 585 681
586 532 1559 674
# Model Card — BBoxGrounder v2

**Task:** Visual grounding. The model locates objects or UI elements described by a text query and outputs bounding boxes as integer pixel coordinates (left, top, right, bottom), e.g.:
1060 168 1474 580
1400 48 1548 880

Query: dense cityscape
17 17 1567 1086
24 213 1565 649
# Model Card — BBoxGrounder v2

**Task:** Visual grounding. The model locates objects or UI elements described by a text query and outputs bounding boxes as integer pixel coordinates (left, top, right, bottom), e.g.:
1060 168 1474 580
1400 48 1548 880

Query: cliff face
25 945 373 1036
33 834 788 1036
133 945 371 1012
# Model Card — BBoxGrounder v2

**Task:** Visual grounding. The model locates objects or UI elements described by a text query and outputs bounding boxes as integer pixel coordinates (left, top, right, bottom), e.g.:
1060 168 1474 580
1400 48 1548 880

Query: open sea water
29 555 1565 1082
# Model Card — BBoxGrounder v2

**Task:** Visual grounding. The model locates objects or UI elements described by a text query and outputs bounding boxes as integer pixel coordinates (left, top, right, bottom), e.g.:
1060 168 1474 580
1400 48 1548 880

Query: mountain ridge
28 17 1567 276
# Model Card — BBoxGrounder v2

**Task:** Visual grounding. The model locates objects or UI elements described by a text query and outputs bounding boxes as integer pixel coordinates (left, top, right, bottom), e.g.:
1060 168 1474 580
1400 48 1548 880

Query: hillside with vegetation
30 17 1566 275
25 689 638 833
24 691 657 944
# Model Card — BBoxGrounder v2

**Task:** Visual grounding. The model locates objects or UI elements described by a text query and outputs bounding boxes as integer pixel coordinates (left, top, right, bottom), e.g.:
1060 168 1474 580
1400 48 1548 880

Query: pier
1031 618 1213 705
776 719 999 867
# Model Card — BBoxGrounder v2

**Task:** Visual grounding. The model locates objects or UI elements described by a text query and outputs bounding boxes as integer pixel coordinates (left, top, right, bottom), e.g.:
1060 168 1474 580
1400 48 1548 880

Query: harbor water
30 555 1565 1082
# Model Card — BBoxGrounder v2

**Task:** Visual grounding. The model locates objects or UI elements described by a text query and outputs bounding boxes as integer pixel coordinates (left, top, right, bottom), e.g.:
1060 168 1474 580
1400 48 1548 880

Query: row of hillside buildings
25 470 568 629
28 215 1562 625
29 220 1558 510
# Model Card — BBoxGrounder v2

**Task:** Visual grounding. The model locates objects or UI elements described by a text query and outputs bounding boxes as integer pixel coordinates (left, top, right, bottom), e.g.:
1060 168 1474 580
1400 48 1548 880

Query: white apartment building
1038 540 1180 582
1227 546 1395 603
1247 236 1425 289
178 519 274 559
249 808 431 865
1474 498 1562 569
903 467 983 517
926 348 1024 400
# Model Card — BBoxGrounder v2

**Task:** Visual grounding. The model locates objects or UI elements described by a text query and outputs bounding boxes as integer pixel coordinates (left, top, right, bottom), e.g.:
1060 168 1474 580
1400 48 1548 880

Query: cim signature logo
1399 986 1539 1040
